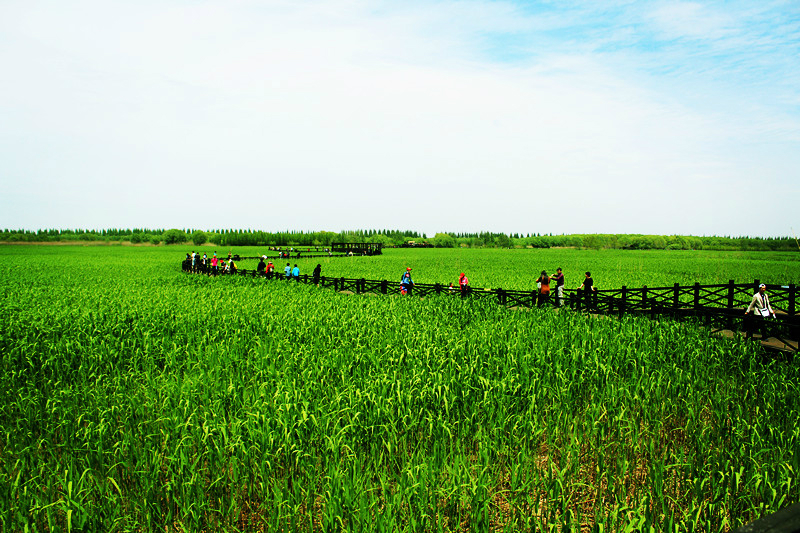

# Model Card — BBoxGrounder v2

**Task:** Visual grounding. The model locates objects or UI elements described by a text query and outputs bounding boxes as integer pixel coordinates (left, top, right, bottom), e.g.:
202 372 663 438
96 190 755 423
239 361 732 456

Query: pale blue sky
1 0 798 237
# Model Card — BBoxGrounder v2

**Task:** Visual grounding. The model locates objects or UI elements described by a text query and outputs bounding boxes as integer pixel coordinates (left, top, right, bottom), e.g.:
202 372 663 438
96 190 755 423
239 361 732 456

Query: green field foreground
1 246 799 532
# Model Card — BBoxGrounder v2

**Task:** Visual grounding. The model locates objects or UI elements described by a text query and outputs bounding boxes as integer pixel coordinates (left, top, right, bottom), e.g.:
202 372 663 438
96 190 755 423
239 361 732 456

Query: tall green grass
0 245 798 531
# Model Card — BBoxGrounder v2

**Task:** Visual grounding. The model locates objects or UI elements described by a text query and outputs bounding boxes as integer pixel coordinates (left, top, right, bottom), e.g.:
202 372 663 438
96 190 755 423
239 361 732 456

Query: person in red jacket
458 272 469 298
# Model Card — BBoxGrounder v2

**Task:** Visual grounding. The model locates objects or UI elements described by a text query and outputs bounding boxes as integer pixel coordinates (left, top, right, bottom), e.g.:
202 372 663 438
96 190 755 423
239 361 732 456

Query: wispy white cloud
0 0 797 236
646 2 736 40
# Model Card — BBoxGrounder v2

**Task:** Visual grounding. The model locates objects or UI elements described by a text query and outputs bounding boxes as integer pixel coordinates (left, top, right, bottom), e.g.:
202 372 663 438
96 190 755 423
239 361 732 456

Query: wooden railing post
789 284 796 316
381 280 388 294
673 283 680 310
693 283 701 311
727 280 735 309
727 279 735 330
435 283 441 294
642 285 648 310
620 286 627 317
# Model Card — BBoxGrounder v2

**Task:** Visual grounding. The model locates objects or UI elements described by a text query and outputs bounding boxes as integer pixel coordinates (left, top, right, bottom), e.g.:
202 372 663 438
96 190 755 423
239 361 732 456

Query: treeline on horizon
2 228 798 251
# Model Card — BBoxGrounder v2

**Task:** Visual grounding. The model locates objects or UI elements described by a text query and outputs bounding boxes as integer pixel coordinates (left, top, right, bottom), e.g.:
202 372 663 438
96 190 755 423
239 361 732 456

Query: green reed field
241 247 800 290
1 245 798 532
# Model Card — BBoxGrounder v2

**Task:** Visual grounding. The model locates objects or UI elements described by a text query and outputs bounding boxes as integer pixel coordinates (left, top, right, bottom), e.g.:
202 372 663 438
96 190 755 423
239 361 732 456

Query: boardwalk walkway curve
181 258 799 355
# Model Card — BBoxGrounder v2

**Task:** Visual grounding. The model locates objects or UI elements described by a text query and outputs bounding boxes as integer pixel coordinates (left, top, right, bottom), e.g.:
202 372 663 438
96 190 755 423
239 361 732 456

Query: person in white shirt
745 283 775 339
745 284 775 318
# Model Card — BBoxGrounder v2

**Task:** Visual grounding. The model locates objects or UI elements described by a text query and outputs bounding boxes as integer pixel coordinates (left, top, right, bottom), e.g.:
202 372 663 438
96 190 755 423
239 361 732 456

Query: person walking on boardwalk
551 267 565 307
284 263 292 279
458 272 469 298
746 284 775 318
211 254 219 276
577 272 596 310
291 264 300 281
401 267 414 296
536 270 551 307
745 283 776 338
257 256 266 275
313 264 322 286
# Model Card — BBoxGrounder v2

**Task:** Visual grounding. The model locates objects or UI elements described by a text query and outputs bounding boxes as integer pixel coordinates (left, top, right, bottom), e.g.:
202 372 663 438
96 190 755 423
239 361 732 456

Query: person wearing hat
746 284 775 318
401 267 414 296
745 283 776 339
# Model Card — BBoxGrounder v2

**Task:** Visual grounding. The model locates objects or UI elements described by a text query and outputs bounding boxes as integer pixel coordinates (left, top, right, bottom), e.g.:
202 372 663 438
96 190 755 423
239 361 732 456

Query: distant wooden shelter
331 242 383 255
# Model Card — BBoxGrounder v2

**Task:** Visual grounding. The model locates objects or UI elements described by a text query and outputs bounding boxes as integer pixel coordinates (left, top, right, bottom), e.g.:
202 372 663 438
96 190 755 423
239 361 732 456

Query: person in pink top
458 272 469 298
210 254 218 276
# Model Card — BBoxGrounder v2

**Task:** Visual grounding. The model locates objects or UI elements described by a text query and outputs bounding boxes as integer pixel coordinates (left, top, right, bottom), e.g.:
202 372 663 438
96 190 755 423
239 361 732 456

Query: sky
1 0 798 237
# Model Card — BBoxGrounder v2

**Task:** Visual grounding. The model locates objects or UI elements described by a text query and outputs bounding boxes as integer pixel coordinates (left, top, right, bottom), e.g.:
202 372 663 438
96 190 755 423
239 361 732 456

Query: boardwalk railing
182 261 799 350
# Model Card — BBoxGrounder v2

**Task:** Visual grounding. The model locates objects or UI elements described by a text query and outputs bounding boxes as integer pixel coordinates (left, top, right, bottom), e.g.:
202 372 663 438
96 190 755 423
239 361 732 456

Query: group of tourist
183 253 779 332
182 251 326 283
398 266 598 308
534 268 597 308
183 251 239 275
255 255 323 285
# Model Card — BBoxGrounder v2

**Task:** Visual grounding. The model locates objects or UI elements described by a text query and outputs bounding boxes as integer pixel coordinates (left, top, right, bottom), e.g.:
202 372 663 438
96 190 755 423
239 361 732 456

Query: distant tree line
1 228 797 251
0 228 425 247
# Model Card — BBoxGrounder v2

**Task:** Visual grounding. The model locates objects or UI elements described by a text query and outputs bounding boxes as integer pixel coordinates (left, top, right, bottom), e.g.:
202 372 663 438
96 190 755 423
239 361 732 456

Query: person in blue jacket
291 264 300 280
401 267 414 296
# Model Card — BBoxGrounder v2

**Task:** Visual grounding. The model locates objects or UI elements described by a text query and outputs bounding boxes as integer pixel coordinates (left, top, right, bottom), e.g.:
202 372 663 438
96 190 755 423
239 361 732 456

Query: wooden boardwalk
181 261 799 354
